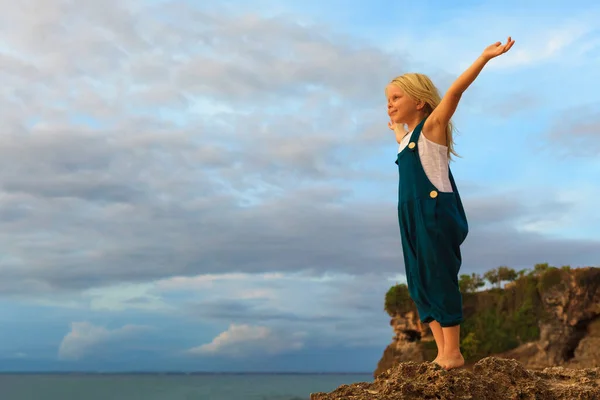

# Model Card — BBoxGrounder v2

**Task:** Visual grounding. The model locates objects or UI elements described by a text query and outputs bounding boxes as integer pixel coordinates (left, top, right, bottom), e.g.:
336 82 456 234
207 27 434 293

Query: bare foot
437 352 464 371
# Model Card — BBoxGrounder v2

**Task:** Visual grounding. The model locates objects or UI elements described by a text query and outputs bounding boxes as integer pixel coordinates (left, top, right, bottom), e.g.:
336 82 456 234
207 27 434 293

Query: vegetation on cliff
383 263 598 362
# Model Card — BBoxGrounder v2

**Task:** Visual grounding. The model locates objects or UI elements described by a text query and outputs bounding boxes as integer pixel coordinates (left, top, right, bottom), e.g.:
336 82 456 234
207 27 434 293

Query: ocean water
0 373 372 400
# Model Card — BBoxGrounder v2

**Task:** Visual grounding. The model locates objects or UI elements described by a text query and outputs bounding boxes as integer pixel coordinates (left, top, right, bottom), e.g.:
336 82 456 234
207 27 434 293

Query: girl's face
386 84 419 125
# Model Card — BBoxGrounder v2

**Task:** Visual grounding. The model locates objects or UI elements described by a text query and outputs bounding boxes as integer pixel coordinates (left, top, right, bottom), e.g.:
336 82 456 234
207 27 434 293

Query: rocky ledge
310 357 599 400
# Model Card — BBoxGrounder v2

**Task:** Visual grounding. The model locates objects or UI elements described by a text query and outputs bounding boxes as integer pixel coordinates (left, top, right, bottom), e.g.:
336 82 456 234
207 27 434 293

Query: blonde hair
386 73 459 159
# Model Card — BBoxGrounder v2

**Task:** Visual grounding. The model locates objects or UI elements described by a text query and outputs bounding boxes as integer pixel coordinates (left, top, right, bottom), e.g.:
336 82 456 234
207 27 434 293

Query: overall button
408 142 416 149
430 190 438 198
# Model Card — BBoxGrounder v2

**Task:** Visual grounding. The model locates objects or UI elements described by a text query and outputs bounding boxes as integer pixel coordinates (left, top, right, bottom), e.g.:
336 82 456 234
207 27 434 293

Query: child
385 37 515 370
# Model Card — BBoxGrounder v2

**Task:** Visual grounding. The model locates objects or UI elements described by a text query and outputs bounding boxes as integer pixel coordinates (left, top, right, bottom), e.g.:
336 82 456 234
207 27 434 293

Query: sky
0 0 599 373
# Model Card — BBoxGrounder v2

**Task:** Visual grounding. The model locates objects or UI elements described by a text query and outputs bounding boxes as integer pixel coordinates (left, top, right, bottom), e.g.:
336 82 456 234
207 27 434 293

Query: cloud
77 271 395 349
169 271 382 325
0 0 405 296
85 283 171 312
544 103 600 156
1 0 599 304
186 324 305 357
483 23 592 70
58 322 149 361
2 181 600 302
399 6 599 72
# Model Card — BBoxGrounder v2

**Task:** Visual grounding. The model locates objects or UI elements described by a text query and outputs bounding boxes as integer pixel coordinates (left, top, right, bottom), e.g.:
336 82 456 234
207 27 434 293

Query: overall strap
407 117 427 151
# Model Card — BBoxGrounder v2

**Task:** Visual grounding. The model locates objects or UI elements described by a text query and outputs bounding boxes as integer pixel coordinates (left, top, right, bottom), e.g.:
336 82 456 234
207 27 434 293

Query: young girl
385 37 515 370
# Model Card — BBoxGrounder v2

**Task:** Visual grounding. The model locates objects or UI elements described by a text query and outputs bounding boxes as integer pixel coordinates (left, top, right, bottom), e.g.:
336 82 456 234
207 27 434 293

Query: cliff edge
311 357 599 400
375 265 600 377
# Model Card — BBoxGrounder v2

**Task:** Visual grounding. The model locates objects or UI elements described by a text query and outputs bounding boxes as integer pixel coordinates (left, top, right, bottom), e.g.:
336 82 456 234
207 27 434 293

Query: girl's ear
416 100 425 110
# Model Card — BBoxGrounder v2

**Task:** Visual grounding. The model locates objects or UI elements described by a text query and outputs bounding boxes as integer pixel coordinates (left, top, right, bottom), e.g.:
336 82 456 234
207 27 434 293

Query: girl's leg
428 320 444 363
439 324 464 370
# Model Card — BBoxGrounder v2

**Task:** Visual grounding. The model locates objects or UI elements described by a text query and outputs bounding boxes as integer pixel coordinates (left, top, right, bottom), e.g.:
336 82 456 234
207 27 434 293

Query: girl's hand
481 36 515 61
388 120 396 131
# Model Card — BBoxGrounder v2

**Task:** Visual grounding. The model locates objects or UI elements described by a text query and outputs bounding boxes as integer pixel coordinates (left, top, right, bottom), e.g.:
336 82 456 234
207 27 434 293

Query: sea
0 373 372 400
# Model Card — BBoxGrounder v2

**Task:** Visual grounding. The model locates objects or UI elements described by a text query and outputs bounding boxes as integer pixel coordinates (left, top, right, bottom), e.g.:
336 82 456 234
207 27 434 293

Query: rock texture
540 268 600 327
374 311 430 376
311 357 600 400
500 267 600 369
568 318 600 368
390 311 428 340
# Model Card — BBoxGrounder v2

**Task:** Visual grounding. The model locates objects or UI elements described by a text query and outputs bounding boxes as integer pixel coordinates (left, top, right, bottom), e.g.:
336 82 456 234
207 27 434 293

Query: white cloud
385 8 599 74
484 24 592 70
155 273 262 292
155 272 291 293
58 322 149 361
237 289 277 300
84 283 171 312
187 324 305 357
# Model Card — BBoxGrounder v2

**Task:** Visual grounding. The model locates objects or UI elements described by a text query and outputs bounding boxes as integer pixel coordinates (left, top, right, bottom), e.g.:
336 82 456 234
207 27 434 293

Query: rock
498 268 600 369
373 342 426 378
501 321 586 369
535 267 600 366
390 311 428 340
310 357 600 400
540 268 600 327
373 311 432 376
565 318 600 369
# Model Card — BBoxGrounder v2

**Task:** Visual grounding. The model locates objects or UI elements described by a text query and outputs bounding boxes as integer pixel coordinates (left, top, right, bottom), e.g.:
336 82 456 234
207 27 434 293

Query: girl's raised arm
426 37 515 141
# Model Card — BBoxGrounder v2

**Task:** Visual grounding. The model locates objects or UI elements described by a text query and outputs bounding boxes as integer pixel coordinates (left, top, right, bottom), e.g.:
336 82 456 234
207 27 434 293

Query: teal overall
395 117 468 327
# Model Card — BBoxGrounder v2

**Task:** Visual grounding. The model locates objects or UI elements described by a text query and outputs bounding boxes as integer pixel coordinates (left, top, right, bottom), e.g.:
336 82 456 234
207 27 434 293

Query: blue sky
0 0 599 372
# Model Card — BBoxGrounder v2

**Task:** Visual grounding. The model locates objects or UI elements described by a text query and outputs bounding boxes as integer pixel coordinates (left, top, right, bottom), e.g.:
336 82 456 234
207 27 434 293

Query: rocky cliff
311 357 600 400
500 266 600 369
375 265 600 377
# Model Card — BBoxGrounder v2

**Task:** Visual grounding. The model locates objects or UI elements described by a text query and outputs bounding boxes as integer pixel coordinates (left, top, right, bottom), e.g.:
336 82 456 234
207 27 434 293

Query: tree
459 274 472 293
532 263 550 276
459 273 486 293
484 268 500 288
471 273 486 291
384 284 413 316
497 266 518 287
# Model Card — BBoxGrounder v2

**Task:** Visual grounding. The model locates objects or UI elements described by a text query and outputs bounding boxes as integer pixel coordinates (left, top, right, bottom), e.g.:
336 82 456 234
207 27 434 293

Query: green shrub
537 267 564 292
460 332 480 360
459 273 485 293
456 265 546 361
510 298 540 343
384 284 414 316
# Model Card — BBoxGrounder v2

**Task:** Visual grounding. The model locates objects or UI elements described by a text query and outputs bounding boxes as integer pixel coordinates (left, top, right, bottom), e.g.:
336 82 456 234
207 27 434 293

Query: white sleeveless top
398 130 453 192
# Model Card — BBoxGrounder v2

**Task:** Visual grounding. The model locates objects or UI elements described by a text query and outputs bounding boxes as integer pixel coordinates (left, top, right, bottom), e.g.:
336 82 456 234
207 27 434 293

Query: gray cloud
183 273 395 348
1 0 599 298
544 103 600 156
189 298 346 324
